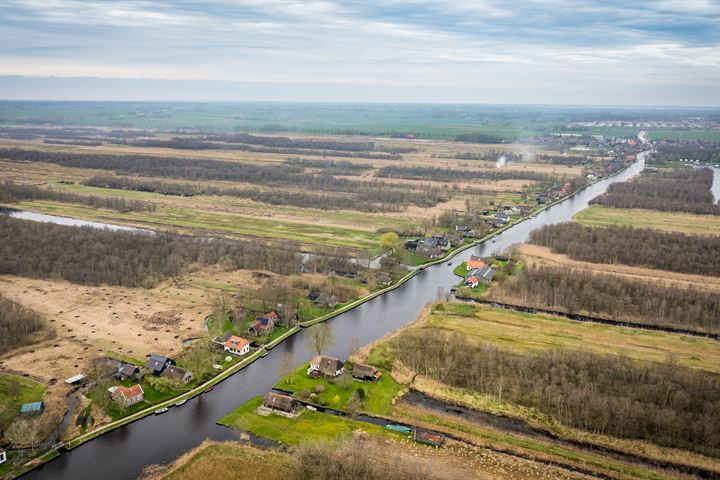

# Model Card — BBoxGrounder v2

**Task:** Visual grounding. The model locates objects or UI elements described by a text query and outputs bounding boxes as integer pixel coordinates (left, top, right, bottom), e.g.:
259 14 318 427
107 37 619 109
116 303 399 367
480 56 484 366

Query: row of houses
405 234 464 258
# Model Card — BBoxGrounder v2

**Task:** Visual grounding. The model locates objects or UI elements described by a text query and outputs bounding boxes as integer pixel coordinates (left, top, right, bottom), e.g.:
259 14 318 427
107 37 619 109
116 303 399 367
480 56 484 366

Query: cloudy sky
1 0 719 105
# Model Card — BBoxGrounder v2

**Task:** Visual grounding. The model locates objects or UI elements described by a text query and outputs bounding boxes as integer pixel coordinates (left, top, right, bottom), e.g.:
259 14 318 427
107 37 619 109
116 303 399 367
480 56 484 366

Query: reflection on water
2 208 151 234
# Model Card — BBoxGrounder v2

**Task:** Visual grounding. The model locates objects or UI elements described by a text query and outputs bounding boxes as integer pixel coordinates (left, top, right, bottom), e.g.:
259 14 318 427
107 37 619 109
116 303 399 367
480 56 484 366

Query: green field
0 373 46 423
16 200 384 251
275 364 404 415
217 396 396 445
574 205 720 235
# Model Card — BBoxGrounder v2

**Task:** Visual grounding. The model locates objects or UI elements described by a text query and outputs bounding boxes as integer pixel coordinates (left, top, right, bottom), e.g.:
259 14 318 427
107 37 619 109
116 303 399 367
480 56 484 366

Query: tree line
0 216 302 288
83 175 447 212
394 331 720 457
0 180 155 212
652 143 720 164
530 222 720 277
0 148 446 210
590 167 720 215
497 265 720 333
455 132 507 143
0 294 50 355
376 165 554 182
124 137 402 160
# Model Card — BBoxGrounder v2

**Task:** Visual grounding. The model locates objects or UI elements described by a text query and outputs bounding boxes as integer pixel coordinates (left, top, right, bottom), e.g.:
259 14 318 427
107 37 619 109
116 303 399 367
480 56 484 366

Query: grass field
0 373 46 424
217 396 395 445
574 205 720 235
274 364 404 414
412 303 720 374
15 200 384 251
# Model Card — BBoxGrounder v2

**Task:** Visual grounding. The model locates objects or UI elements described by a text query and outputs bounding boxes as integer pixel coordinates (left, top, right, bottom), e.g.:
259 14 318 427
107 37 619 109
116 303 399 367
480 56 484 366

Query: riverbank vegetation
590 167 720 215
529 222 720 277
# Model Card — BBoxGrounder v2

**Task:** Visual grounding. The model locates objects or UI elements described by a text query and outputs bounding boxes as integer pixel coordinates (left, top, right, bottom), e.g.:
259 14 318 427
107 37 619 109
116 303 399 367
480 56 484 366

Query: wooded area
0 294 50 355
499 265 720 332
394 331 720 457
0 216 301 287
530 222 720 277
82 175 446 212
590 167 720 215
652 143 720 164
0 180 155 212
376 165 553 182
0 148 447 211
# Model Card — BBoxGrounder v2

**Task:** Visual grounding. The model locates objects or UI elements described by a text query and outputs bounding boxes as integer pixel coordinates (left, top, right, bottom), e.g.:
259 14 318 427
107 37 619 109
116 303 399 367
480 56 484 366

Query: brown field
0 268 271 382
519 243 720 292
145 437 594 480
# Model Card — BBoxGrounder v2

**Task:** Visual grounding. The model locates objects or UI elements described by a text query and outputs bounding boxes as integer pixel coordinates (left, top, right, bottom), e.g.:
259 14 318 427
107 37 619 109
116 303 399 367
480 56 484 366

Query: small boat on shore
260 351 268 357
154 407 169 415
175 399 187 407
203 387 214 394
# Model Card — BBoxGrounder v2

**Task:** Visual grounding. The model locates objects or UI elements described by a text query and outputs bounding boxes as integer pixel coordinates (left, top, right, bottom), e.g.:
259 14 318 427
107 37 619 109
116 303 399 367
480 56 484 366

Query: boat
385 424 412 433
447 262 452 265
260 351 268 358
305 405 317 411
175 399 187 407
203 387 214 394
154 407 169 415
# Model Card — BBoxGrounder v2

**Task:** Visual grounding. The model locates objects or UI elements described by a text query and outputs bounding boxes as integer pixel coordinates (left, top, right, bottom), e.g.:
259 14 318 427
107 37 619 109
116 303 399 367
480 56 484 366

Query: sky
0 0 719 105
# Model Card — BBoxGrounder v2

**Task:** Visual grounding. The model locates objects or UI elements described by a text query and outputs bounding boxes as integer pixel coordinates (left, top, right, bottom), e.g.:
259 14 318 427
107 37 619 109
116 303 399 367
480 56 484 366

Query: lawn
274 363 404 415
0 373 46 423
412 303 720 374
218 396 396 445
574 205 720 236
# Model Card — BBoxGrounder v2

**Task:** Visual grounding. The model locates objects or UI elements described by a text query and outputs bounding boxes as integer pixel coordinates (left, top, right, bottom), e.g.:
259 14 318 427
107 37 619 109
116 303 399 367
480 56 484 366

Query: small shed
20 401 44 415
263 392 295 413
65 374 86 386
352 363 381 382
117 363 142 381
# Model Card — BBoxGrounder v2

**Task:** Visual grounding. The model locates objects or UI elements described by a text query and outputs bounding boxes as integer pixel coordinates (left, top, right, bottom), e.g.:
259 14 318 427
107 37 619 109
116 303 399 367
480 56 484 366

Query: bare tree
278 350 295 385
306 323 335 356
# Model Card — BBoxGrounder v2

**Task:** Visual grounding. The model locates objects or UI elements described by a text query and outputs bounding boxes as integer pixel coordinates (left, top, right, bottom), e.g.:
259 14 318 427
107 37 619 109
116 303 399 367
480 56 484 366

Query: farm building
465 265 496 287
351 363 381 382
116 363 142 381
0 447 5 464
308 355 344 378
20 401 44 415
263 392 296 413
112 384 144 407
162 365 194 384
464 275 479 288
146 354 174 375
223 335 250 356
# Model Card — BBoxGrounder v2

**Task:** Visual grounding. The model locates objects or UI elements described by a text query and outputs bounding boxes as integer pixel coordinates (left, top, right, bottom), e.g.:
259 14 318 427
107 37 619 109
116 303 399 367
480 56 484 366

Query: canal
22 152 647 480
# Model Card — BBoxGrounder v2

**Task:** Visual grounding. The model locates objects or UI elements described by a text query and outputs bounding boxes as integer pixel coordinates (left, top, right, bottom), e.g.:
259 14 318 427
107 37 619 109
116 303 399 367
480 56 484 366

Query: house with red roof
465 275 479 288
248 311 278 336
223 335 250 356
466 255 486 270
112 384 144 407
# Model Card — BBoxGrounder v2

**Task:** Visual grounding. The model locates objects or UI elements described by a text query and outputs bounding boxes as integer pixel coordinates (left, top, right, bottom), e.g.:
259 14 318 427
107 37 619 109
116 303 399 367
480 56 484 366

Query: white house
0 447 6 464
223 335 250 356
307 355 344 378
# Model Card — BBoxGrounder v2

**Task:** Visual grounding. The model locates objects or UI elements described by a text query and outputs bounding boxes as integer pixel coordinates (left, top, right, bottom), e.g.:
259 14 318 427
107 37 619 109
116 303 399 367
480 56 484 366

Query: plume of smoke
496 156 507 168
